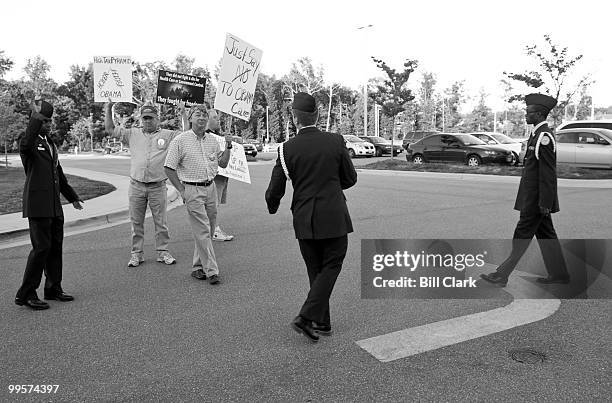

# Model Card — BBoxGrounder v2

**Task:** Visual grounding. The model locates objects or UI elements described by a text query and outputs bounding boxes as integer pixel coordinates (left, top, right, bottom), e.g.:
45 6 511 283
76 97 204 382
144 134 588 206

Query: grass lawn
361 158 612 180
0 167 116 215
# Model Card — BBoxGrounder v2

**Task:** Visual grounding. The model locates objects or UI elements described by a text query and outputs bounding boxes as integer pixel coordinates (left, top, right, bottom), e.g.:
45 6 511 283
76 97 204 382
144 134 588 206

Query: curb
0 186 181 248
356 168 612 188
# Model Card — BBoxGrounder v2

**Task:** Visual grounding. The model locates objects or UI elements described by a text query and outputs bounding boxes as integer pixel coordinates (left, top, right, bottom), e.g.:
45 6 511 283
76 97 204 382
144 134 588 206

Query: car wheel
467 154 481 167
348 148 356 158
511 152 519 166
375 148 382 157
412 154 424 164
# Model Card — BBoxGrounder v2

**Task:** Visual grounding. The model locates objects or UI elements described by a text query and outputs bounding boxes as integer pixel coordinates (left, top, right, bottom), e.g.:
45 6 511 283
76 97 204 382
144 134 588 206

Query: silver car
556 128 612 168
469 132 523 165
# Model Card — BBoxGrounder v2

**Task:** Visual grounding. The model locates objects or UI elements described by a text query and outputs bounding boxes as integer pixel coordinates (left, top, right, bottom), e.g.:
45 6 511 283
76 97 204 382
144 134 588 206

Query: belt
183 180 213 187
131 179 165 186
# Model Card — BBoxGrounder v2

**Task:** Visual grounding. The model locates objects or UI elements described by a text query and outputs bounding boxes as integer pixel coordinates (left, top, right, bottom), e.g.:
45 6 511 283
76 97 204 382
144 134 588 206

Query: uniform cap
39 100 54 120
292 92 316 113
525 93 557 112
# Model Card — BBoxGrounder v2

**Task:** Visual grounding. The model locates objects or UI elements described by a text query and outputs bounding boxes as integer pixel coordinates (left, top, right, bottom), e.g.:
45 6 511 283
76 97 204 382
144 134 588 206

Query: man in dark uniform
481 93 569 287
265 92 357 342
15 99 83 310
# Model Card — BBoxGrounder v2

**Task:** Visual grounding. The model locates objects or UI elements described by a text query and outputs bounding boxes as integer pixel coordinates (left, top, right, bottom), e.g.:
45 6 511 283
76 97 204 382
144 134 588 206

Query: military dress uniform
483 94 569 284
265 92 358 341
16 102 80 306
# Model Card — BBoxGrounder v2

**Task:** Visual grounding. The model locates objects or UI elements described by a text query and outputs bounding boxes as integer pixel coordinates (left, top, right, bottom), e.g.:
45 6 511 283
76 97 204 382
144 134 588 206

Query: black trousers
496 211 569 279
16 217 65 299
297 235 348 326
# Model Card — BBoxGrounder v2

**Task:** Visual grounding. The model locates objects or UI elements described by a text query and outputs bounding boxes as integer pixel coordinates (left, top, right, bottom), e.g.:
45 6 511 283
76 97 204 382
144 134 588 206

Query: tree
370 57 418 144
441 81 465 132
504 34 592 126
0 50 14 79
22 55 57 98
415 72 437 131
56 64 97 118
68 117 90 152
573 85 593 120
282 57 326 97
51 96 79 148
0 94 27 165
463 90 494 132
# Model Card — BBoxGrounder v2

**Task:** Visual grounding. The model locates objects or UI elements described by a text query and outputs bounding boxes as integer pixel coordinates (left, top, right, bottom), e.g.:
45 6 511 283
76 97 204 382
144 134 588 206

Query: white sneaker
127 254 144 267
213 227 234 242
156 251 176 265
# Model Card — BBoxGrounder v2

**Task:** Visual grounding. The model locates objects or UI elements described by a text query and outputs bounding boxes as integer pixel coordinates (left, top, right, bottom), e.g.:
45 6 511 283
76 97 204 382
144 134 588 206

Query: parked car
342 135 375 158
469 132 523 165
556 119 612 131
402 131 439 150
243 143 258 157
407 133 514 166
245 140 263 152
359 136 403 156
555 128 612 168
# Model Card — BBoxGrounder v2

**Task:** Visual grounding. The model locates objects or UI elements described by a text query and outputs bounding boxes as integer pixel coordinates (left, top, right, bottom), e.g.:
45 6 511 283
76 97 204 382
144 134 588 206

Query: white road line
356 266 561 362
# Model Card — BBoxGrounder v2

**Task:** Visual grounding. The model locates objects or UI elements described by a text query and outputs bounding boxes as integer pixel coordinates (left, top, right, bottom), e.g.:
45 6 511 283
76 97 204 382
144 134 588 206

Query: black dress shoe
480 272 508 287
44 292 74 302
312 322 333 336
15 297 50 310
536 276 570 284
291 316 319 342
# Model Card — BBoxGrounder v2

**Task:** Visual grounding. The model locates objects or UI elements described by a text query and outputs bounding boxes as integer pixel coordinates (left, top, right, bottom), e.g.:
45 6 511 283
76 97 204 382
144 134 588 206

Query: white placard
93 56 133 103
214 34 263 121
212 135 251 184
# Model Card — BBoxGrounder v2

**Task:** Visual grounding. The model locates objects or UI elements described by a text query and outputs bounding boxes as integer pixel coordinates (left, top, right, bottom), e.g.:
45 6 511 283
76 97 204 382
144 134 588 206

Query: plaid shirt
114 127 180 182
164 130 223 182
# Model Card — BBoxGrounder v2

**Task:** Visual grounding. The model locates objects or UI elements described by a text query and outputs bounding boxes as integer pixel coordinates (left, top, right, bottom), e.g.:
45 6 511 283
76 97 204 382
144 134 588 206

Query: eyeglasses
142 116 155 121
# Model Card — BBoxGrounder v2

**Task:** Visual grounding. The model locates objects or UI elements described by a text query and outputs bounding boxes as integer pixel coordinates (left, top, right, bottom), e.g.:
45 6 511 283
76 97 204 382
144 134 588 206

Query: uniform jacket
514 122 559 214
265 127 357 239
20 114 79 218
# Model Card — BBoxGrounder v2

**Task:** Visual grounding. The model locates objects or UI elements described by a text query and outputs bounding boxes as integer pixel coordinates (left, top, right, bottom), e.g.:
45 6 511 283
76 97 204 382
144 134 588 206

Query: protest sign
156 70 206 107
93 56 133 103
214 33 263 121
213 135 251 184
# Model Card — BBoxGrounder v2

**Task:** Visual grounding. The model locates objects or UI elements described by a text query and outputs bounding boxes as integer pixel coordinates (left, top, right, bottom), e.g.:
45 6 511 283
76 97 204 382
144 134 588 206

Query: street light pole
363 83 368 137
357 24 373 137
266 105 269 144
442 97 445 132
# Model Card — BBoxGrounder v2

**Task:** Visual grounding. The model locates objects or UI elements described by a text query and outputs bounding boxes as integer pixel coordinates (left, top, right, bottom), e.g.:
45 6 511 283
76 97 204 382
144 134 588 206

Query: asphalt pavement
1 154 611 402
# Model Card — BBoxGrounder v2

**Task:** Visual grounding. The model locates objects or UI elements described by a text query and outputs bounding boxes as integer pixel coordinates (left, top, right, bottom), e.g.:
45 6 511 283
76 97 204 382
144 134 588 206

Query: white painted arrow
356 265 561 362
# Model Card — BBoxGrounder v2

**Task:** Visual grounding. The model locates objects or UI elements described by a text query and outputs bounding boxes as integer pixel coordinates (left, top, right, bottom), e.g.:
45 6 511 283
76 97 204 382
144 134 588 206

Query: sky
2 0 611 110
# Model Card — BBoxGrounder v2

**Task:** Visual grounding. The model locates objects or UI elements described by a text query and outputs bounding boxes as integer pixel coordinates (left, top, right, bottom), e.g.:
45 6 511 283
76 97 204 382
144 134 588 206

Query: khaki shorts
214 175 228 204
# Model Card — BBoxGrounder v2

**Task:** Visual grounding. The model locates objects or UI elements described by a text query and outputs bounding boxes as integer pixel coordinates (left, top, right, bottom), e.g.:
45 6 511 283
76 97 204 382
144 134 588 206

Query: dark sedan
243 143 258 157
358 136 403 156
407 133 514 166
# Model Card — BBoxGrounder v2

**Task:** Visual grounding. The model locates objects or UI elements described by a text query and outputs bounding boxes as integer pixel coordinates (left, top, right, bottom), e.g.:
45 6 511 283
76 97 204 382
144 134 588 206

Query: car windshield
491 133 517 144
452 134 486 145
344 135 365 142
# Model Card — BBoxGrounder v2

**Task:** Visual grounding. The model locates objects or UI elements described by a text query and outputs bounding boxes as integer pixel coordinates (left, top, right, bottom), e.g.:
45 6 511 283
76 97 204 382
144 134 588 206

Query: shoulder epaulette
535 131 555 159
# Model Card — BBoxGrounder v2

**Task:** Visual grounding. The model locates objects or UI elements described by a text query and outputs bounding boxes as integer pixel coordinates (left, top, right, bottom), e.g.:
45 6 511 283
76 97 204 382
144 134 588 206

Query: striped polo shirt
164 129 223 182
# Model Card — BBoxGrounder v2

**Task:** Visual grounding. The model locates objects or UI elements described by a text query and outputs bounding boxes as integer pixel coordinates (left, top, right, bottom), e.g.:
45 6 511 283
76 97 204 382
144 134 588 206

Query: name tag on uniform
528 146 535 150
37 146 46 151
